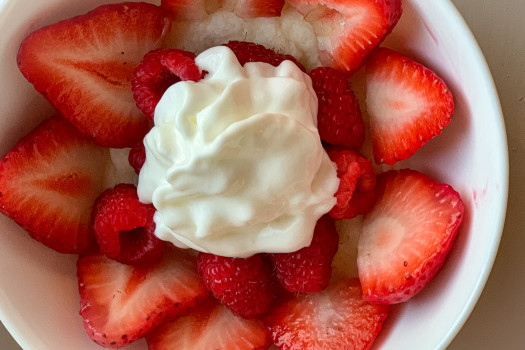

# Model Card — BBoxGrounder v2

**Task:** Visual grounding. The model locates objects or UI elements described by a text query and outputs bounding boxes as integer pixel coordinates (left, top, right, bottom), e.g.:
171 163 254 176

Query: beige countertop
1 0 524 348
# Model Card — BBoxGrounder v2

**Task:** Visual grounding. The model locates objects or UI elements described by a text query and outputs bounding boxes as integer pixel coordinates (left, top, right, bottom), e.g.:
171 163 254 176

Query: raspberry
309 67 365 149
197 253 276 319
128 140 146 174
269 215 339 293
224 41 306 72
327 147 376 220
132 49 205 120
92 183 165 265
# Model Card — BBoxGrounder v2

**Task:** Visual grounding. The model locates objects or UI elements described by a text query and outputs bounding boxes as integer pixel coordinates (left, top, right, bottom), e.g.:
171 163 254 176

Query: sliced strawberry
161 0 209 20
357 169 464 304
146 297 272 350
287 0 402 72
17 3 172 148
77 248 209 348
233 0 285 18
267 278 390 350
161 0 285 19
0 115 109 254
365 47 455 165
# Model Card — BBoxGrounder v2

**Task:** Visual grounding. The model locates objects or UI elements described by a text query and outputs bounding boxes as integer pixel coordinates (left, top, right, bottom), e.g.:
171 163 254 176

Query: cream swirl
137 46 338 257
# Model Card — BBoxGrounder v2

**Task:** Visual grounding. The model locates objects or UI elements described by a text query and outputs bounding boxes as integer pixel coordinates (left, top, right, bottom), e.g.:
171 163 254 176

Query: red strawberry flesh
358 169 464 304
287 0 402 72
0 115 109 254
17 2 172 148
161 0 285 19
267 278 390 350
146 297 272 349
233 0 285 18
77 248 209 348
366 47 455 165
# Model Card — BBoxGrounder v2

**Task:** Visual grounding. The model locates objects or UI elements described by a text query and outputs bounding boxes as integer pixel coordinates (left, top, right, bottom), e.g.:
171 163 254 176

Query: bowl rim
423 1 507 348
0 0 509 349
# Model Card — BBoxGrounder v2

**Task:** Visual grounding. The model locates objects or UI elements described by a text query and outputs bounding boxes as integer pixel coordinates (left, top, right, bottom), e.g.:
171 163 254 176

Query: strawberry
77 248 209 348
267 278 390 350
365 47 455 165
146 297 272 350
161 0 209 20
197 253 276 319
357 169 464 304
287 0 402 72
232 0 286 18
0 115 109 254
270 215 339 293
309 67 365 149
17 3 172 148
161 0 285 20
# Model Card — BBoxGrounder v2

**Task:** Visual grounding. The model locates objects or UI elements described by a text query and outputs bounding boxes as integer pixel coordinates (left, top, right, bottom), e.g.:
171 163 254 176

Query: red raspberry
197 253 276 319
224 41 306 72
269 215 339 293
132 49 205 120
92 183 165 265
328 147 376 220
128 140 146 174
309 67 365 149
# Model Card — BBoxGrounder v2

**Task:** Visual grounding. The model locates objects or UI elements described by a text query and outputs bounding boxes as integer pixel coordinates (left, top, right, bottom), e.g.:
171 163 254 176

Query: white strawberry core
367 78 425 128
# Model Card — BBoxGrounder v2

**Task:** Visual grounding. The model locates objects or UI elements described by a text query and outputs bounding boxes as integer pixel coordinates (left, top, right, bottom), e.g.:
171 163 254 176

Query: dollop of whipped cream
137 46 338 257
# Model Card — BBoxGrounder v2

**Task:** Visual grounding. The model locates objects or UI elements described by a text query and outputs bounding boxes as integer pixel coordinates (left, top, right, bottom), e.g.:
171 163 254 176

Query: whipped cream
137 46 338 257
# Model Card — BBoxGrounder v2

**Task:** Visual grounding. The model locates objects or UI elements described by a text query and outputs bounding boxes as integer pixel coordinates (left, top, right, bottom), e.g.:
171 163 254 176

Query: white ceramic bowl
0 0 508 349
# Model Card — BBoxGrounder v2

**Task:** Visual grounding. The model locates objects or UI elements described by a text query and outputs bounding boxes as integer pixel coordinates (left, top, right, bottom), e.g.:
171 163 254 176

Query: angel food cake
0 1 464 349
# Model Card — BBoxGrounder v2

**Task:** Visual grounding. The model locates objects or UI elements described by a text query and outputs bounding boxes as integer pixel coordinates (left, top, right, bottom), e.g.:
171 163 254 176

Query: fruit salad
0 1 465 349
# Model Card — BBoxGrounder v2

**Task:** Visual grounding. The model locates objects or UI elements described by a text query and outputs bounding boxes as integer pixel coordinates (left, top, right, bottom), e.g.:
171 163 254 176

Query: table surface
2 0 524 349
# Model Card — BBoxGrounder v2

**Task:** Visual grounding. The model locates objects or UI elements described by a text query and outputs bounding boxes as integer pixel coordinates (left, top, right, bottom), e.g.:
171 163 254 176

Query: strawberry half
287 0 402 72
161 0 285 20
357 169 464 304
0 115 109 254
365 47 455 165
267 278 390 350
77 248 209 348
233 0 286 18
146 297 272 350
17 3 172 148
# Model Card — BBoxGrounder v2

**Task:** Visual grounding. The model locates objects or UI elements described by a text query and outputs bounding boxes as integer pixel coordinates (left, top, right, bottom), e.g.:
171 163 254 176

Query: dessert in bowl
0 0 507 349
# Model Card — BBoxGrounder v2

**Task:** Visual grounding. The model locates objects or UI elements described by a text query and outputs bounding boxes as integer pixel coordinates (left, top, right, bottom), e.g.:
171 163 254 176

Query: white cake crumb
166 6 321 70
